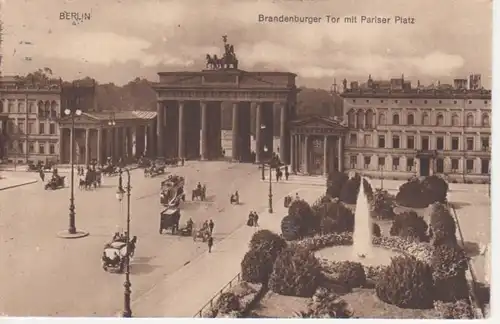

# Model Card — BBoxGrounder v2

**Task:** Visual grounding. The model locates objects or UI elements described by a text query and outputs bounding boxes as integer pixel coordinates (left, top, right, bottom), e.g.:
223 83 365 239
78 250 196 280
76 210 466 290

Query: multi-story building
341 74 491 183
0 77 97 164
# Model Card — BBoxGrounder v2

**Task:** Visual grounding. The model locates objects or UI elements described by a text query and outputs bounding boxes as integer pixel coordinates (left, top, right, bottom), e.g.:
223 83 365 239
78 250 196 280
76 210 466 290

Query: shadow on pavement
131 256 159 275
449 201 471 209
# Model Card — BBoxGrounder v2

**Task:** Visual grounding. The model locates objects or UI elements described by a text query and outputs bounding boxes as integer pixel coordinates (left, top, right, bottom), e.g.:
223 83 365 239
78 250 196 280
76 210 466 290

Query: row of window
346 110 490 128
9 141 56 155
5 121 57 135
349 133 490 151
351 99 490 105
349 156 490 174
0 100 59 117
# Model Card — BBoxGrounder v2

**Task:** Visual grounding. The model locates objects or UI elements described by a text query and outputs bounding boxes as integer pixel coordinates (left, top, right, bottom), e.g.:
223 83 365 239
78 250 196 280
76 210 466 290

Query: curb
0 179 38 191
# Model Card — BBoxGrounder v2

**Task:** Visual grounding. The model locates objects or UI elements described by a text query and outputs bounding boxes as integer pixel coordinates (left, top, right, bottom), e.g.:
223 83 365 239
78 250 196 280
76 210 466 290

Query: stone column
178 101 185 159
97 128 102 165
148 123 155 157
114 127 120 161
279 102 288 163
132 127 137 157
290 134 296 172
255 102 262 163
323 135 328 176
231 102 239 161
126 127 133 158
85 128 90 166
157 101 165 157
200 101 208 160
59 128 64 163
338 136 344 172
304 135 309 174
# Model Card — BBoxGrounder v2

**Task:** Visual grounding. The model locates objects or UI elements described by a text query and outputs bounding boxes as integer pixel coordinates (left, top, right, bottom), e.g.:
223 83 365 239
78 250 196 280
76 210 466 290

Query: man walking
208 219 214 235
39 169 45 183
207 236 214 253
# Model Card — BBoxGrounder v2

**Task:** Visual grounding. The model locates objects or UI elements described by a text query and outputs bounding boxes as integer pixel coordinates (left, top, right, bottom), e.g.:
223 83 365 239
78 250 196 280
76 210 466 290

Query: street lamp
108 113 117 163
58 107 88 239
116 168 132 317
260 124 266 180
264 146 273 213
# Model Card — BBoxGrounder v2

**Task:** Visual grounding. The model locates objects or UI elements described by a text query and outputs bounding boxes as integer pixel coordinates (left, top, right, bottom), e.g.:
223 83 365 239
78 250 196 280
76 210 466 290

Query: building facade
340 75 491 183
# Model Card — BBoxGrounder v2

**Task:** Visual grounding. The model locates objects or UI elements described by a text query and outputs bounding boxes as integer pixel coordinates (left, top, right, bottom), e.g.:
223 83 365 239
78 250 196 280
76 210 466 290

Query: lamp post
264 146 273 213
108 113 116 163
260 124 266 180
58 107 88 239
116 168 132 318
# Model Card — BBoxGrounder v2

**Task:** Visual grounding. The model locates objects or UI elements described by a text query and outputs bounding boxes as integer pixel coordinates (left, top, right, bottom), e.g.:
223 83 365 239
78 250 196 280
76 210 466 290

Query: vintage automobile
191 184 207 201
160 175 185 206
45 176 66 190
159 207 181 234
101 235 137 273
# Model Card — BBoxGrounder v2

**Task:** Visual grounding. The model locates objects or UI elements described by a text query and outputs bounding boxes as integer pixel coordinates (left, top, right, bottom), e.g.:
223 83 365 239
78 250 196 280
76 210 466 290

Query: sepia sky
0 0 492 88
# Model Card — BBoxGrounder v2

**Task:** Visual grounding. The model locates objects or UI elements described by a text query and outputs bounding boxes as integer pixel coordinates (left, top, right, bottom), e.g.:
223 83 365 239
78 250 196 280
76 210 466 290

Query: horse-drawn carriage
230 191 239 204
102 164 119 176
160 175 185 206
26 160 54 172
79 170 102 190
45 175 66 190
144 165 166 177
101 234 137 273
192 223 211 242
137 157 151 168
192 184 207 201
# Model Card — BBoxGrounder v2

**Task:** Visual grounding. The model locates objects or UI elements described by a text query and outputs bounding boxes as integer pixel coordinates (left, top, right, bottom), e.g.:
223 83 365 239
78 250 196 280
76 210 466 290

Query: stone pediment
58 113 100 125
291 115 348 130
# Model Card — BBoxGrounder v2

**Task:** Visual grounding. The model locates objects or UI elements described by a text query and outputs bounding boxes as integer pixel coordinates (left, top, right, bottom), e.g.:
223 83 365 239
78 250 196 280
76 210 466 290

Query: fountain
316 177 398 266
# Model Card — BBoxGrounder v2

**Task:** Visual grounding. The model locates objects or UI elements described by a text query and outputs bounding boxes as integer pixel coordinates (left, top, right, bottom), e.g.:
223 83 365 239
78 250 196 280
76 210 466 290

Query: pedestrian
253 213 259 227
284 166 289 181
208 219 214 235
181 158 185 166
207 236 214 253
39 169 45 183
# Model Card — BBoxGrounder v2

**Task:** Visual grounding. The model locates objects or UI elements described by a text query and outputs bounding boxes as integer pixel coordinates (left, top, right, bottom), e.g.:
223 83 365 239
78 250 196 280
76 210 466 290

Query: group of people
39 167 61 183
200 219 215 252
247 211 259 227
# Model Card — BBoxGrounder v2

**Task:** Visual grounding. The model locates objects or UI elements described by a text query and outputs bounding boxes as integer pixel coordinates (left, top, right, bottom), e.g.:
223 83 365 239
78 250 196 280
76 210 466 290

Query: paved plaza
0 161 310 317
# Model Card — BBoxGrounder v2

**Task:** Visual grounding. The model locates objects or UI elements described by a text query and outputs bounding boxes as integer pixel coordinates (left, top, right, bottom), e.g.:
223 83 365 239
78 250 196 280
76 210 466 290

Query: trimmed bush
372 223 381 237
323 261 366 289
315 199 354 234
249 229 287 257
269 247 322 297
433 300 474 319
431 244 469 302
281 215 301 241
421 175 448 204
376 255 434 309
215 292 241 315
339 174 361 204
362 178 374 202
288 199 319 235
326 171 348 199
389 211 430 242
429 202 457 246
370 189 396 220
241 248 275 284
396 178 430 208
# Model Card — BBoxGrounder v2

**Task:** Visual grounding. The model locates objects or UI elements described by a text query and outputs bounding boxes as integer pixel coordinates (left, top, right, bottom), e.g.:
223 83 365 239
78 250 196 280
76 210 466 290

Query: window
466 137 474 151
407 158 414 172
378 135 385 148
407 114 414 125
481 137 489 150
38 143 45 154
29 101 36 113
378 157 385 167
378 113 386 125
347 110 355 127
392 114 400 125
18 142 24 153
466 114 474 127
482 114 490 127
392 157 400 171
28 122 35 134
392 135 400 149
422 113 429 125
349 134 357 146
466 159 474 173
407 136 415 149
451 159 459 172
356 110 364 129
451 137 459 150
39 123 45 135
451 114 459 126
49 144 55 154
364 156 370 168
18 122 25 134
436 114 444 126
366 110 374 128
28 142 34 153
436 137 444 150
436 159 444 173
38 101 44 117
350 156 357 169
364 134 371 147
18 102 25 113
51 101 58 119
481 159 490 174
8 100 14 113
421 136 429 150
49 123 56 135
0 100 3 113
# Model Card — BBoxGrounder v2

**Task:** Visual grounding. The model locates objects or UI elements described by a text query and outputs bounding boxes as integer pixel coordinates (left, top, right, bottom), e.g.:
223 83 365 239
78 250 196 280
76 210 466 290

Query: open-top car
160 175 185 206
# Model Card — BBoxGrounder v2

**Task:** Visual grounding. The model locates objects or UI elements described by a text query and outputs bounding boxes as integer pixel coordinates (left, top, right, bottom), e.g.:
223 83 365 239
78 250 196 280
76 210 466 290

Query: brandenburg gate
152 36 298 165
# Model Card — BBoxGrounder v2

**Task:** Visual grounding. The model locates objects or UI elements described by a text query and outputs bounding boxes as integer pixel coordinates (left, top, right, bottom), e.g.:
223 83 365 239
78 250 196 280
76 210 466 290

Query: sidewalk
131 187 323 317
0 176 38 191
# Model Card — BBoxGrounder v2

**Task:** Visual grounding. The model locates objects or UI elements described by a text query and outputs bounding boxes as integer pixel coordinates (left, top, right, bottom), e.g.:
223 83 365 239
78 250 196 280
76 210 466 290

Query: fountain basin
316 246 401 267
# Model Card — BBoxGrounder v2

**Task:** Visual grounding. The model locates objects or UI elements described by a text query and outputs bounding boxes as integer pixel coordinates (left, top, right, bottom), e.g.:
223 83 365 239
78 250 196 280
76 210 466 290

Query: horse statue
205 54 217 70
221 44 238 69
